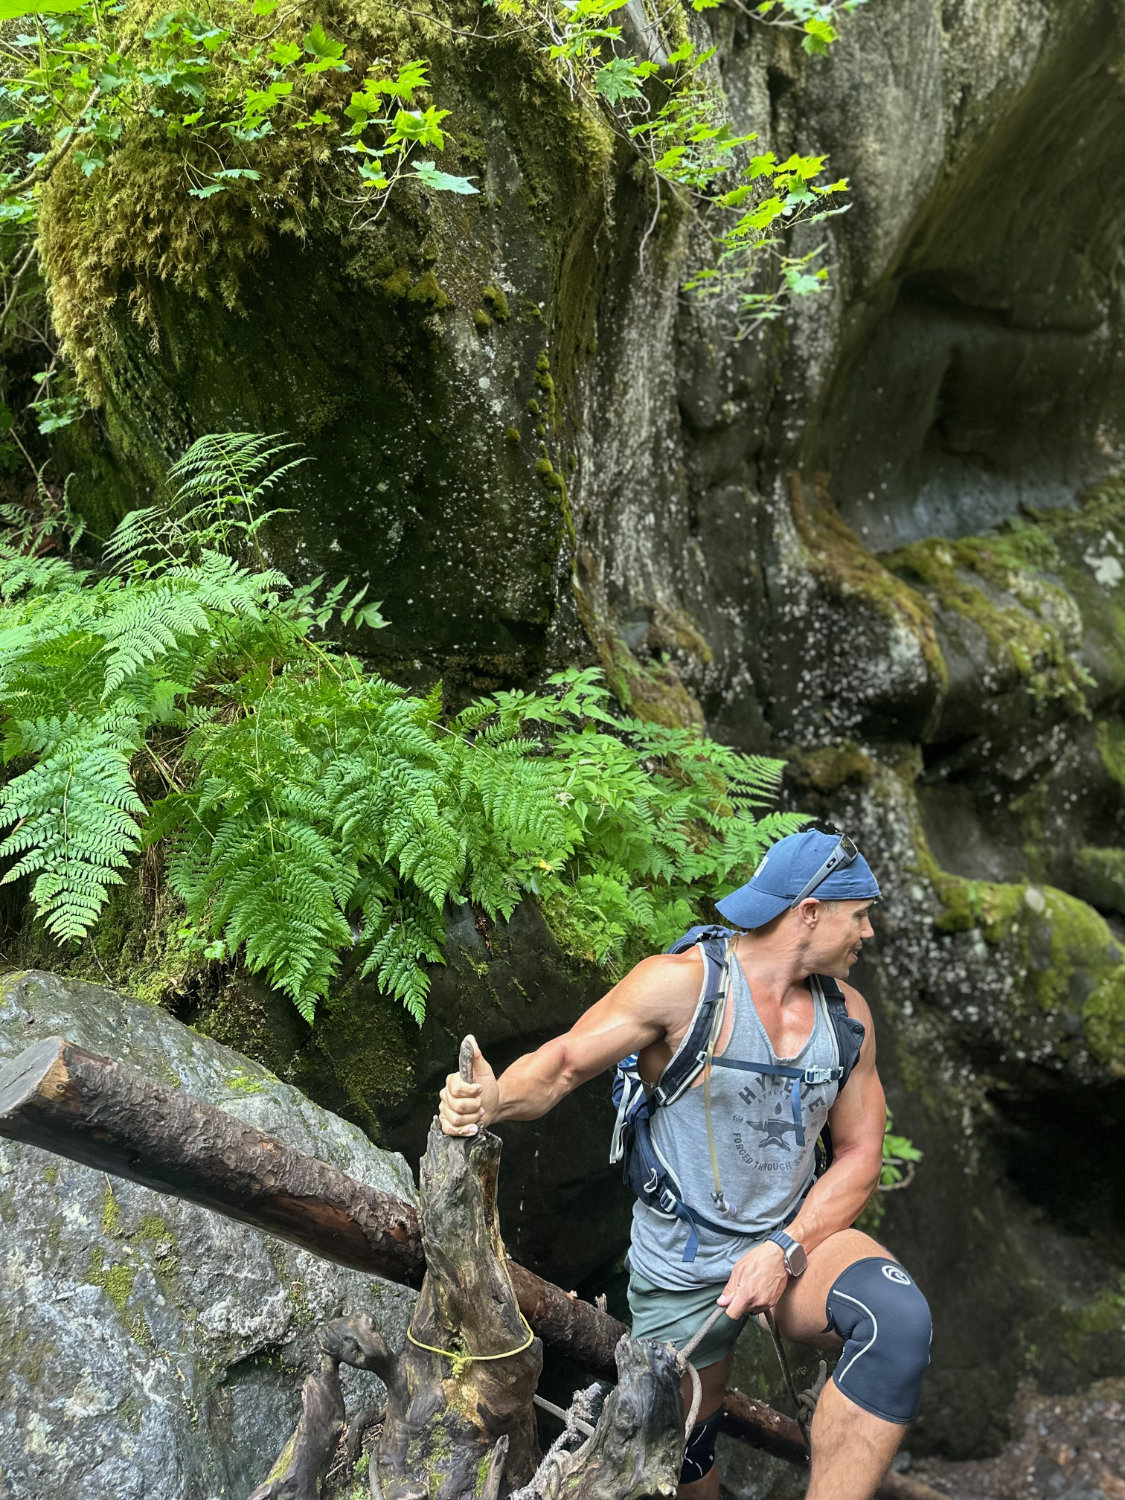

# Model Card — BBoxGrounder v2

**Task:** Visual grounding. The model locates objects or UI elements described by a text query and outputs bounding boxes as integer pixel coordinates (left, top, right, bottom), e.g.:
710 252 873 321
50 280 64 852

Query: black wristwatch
768 1229 808 1277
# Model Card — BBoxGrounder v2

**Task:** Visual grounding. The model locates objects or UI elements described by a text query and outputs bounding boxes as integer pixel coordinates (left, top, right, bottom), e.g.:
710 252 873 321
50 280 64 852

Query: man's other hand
438 1036 499 1136
717 1240 789 1319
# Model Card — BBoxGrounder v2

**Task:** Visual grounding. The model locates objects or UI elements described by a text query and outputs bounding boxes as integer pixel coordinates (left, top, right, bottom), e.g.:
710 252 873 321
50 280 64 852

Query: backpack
608 924 866 1262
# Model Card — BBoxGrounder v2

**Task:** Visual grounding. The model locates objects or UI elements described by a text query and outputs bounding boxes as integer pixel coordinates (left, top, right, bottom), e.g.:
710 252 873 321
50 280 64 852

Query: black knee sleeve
680 1407 722 1483
825 1256 932 1424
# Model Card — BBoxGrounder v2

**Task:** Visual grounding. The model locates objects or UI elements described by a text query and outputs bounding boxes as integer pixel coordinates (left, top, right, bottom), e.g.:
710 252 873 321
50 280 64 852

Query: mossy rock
41 0 624 690
765 474 946 743
884 487 1125 744
1073 845 1125 921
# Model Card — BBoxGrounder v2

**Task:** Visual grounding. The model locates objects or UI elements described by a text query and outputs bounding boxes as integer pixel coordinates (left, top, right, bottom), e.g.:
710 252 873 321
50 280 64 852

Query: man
439 830 931 1500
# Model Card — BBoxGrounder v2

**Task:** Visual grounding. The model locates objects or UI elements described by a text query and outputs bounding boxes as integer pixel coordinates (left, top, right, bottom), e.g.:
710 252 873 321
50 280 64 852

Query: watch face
787 1243 808 1276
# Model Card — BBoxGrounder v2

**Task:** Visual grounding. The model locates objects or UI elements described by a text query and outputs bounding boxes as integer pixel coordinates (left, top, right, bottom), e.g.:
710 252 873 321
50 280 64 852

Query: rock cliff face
0 970 416 1500
18 0 1125 1473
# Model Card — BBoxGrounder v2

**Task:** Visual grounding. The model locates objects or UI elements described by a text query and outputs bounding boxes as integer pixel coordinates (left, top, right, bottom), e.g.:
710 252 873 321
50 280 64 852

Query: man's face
814 898 876 979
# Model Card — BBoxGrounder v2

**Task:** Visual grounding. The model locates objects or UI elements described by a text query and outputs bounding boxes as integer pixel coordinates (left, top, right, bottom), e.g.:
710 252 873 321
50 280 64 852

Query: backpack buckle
657 1188 679 1216
802 1066 842 1085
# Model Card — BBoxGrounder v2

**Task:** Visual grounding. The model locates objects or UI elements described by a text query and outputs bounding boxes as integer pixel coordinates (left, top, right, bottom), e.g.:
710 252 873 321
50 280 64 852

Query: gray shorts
627 1269 749 1370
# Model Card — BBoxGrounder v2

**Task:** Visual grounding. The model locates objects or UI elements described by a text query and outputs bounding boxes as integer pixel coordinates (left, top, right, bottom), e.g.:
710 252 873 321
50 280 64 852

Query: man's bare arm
784 984 885 1254
437 950 703 1136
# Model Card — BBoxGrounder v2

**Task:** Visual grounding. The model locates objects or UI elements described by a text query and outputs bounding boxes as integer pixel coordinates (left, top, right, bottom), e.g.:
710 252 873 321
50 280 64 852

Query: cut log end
0 1035 74 1117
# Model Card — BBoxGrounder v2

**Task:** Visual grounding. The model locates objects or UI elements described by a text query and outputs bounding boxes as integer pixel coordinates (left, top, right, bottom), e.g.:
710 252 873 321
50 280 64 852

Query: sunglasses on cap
789 834 859 907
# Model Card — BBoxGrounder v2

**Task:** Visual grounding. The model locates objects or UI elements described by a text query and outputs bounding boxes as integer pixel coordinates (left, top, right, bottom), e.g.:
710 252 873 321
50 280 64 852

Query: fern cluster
0 433 802 1022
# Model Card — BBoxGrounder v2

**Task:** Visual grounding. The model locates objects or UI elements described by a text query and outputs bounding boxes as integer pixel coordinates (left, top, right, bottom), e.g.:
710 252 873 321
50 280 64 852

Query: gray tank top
628 954 842 1289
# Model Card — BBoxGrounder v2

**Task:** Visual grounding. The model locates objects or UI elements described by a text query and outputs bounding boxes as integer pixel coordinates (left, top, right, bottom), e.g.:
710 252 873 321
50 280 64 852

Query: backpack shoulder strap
814 974 866 1090
653 932 733 1108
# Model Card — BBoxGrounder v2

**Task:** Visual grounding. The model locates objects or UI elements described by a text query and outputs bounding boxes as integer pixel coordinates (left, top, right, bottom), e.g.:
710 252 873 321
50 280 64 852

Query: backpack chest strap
711 1056 844 1148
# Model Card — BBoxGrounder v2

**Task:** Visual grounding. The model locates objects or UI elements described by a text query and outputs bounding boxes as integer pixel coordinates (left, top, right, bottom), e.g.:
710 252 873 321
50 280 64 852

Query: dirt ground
912 1381 1125 1500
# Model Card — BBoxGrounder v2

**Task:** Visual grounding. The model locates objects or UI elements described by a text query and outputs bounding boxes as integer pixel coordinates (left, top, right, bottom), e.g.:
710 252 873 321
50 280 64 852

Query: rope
674 1305 726 1437
532 1393 595 1438
674 1303 814 1453
406 1310 535 1380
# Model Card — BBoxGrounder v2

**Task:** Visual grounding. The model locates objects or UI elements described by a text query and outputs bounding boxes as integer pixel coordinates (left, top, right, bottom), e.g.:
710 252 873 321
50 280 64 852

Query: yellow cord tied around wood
406 1311 535 1379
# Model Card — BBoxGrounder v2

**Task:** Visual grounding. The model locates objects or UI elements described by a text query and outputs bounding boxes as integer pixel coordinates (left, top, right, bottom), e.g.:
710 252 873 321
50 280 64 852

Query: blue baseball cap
716 829 880 930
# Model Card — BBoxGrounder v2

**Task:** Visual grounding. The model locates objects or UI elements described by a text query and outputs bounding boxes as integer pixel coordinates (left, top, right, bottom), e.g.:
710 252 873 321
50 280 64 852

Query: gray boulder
0 969 417 1500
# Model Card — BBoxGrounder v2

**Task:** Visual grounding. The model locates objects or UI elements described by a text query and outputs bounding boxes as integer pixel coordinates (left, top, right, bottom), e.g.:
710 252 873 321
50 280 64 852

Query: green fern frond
0 726 144 941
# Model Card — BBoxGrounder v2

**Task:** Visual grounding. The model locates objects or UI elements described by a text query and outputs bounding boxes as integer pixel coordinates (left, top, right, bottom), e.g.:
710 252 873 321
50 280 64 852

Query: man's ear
794 898 820 927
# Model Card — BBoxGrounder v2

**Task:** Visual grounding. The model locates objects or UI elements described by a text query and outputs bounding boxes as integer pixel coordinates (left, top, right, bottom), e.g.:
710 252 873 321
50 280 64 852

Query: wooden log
505 1263 626 1380
0 1038 626 1375
248 1355 344 1500
720 1386 809 1468
0 1036 424 1286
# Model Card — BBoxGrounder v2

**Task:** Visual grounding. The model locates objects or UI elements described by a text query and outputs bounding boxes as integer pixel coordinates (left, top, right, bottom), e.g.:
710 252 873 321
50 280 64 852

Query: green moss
297 978 419 1135
265 1432 299 1483
887 523 1092 717
118 1396 144 1433
504 426 521 444
0 1326 56 1388
225 1068 269 1095
406 270 450 310
1075 845 1125 917
1056 1275 1125 1361
381 267 413 298
191 974 302 1078
472 308 491 332
42 1166 57 1186
534 457 565 492
36 0 464 392
6 861 206 1013
526 398 540 416
911 819 1123 1035
786 741 873 796
132 1213 170 1245
1096 720 1125 790
790 475 946 691
607 640 704 730
482 284 510 321
287 1280 316 1327
534 350 557 420
88 1247 136 1315
101 1186 123 1237
153 1056 183 1089
1083 967 1125 1074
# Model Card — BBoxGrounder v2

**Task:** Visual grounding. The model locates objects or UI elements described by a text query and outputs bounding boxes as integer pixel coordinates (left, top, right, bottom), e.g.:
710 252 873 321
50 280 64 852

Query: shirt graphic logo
748 1118 799 1149
882 1264 911 1285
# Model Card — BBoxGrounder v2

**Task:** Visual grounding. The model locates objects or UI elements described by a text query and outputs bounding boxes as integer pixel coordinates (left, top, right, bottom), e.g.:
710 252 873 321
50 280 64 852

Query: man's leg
771 1228 932 1500
677 1353 732 1500
627 1269 745 1500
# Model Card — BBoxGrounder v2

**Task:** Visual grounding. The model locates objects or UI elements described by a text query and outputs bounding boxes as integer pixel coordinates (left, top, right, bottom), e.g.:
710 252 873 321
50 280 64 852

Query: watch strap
767 1228 807 1276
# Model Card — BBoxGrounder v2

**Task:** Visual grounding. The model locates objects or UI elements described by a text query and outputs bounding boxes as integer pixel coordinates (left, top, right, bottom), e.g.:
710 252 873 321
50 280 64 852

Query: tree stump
350 1121 545 1499
511 1338 683 1500
307 1116 686 1500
